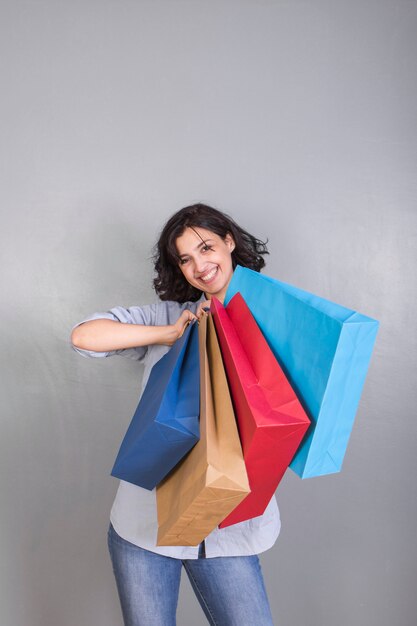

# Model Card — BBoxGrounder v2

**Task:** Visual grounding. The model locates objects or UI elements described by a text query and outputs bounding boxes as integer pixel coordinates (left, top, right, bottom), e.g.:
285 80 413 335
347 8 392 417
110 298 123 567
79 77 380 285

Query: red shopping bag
211 293 310 527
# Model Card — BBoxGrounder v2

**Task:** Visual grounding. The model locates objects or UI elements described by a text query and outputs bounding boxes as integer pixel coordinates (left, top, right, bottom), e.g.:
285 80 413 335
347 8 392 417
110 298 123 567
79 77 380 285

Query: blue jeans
107 523 274 626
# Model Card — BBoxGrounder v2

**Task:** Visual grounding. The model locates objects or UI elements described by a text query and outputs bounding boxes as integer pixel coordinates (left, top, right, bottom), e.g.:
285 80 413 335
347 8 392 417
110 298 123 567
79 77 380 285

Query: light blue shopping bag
225 266 379 478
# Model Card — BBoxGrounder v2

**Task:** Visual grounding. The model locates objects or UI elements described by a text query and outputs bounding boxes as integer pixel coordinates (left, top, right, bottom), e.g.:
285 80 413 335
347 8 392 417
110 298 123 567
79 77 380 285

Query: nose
194 257 209 275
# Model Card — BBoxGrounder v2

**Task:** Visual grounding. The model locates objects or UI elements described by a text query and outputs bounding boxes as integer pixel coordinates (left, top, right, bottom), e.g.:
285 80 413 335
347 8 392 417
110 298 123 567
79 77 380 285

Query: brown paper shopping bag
156 313 250 546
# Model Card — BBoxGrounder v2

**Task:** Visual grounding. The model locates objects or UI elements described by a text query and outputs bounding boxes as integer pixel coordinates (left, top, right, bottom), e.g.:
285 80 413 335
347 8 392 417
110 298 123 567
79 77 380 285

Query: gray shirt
71 297 281 559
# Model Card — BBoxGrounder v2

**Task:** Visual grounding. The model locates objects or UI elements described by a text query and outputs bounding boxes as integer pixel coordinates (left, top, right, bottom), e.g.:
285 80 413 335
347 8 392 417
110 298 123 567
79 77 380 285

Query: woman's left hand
196 300 211 319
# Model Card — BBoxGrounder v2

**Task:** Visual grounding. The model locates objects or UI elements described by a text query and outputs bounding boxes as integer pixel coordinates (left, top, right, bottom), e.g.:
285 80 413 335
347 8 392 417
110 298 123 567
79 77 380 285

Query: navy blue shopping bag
111 321 200 490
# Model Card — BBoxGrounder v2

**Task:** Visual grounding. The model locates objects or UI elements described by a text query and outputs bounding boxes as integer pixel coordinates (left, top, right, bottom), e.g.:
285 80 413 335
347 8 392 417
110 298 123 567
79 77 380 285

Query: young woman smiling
71 204 280 626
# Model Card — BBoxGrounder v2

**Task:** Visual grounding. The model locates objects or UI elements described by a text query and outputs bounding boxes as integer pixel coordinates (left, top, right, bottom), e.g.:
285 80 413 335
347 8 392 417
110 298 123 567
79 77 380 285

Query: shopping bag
224 266 379 478
111 321 200 490
211 294 310 527
156 313 250 546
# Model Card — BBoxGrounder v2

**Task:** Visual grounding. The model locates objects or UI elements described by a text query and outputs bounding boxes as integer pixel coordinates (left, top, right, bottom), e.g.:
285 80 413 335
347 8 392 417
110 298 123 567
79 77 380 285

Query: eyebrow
177 239 215 259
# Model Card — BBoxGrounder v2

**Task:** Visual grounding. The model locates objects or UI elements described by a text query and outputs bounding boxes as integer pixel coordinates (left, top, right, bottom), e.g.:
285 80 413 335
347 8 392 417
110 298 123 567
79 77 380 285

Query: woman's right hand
167 309 198 345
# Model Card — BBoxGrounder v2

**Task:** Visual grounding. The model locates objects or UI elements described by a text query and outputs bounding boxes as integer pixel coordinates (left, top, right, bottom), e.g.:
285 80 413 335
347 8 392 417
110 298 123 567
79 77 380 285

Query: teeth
200 267 218 282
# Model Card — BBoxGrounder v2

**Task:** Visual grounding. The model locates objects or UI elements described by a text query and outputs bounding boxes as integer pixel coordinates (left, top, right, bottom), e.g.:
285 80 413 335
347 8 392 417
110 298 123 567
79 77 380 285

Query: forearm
71 319 177 352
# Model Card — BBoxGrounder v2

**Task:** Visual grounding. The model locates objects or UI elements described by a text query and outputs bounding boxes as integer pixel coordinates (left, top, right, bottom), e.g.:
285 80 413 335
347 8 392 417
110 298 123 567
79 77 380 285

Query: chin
209 285 227 298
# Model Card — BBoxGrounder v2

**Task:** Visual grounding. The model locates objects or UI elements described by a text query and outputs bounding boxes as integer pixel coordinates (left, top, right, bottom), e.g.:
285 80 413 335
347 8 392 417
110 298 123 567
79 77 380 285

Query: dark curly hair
152 203 269 302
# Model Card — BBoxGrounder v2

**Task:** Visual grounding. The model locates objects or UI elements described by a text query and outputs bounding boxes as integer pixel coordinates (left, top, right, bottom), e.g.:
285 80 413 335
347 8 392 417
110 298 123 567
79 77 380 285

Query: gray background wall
1 1 416 625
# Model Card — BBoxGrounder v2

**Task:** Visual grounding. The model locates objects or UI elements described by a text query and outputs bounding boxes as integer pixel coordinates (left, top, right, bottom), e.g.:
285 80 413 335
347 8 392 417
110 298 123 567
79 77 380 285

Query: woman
71 203 280 626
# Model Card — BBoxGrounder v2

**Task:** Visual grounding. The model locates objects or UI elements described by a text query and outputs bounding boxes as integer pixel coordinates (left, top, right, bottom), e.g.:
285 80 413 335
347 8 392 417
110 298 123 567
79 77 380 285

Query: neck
204 290 225 304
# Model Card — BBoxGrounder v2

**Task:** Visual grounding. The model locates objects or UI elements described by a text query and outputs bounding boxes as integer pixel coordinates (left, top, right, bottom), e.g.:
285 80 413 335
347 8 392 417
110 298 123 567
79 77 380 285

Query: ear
224 233 235 252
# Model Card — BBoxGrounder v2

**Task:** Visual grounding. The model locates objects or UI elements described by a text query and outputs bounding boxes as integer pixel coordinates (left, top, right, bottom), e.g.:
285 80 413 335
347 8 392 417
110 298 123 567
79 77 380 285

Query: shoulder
153 296 205 325
74 295 205 328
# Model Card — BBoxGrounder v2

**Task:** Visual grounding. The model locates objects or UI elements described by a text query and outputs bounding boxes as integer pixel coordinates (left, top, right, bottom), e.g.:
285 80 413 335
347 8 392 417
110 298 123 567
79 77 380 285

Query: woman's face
175 226 235 303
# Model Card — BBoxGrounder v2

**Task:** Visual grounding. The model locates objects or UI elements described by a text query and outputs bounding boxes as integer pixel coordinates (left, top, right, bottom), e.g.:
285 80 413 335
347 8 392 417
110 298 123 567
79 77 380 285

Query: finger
185 310 198 322
179 313 197 336
177 320 190 339
203 300 211 313
180 310 198 325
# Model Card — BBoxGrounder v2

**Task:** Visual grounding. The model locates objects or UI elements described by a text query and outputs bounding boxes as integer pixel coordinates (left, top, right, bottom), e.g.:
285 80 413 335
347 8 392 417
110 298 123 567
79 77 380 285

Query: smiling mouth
198 266 218 283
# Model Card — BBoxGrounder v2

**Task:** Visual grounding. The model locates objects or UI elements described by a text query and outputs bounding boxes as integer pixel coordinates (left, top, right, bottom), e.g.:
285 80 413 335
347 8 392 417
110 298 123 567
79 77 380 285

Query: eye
179 257 189 265
202 244 214 253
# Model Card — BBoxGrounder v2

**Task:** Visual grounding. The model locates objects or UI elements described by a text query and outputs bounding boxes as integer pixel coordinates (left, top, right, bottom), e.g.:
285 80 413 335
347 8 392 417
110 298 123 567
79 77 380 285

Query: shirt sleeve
70 303 160 362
